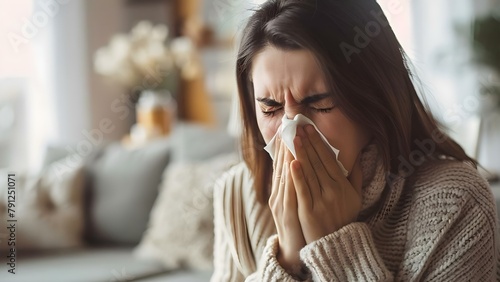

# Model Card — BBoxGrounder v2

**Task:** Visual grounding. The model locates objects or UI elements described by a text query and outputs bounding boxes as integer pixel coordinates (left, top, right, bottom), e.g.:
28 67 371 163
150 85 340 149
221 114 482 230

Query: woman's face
251 46 371 172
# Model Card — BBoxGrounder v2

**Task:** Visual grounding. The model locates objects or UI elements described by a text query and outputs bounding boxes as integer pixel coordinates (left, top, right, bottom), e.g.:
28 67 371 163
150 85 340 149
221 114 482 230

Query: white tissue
264 114 349 176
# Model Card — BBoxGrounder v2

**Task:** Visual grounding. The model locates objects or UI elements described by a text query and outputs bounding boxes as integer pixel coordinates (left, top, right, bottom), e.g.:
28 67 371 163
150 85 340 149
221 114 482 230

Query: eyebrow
300 93 332 104
256 93 332 106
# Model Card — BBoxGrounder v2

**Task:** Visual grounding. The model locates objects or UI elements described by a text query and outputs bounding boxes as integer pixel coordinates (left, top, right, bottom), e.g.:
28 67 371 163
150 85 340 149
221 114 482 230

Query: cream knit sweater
211 145 500 281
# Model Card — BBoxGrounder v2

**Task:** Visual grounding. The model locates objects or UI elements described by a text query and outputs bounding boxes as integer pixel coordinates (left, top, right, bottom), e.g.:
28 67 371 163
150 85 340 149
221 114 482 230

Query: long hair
236 0 476 204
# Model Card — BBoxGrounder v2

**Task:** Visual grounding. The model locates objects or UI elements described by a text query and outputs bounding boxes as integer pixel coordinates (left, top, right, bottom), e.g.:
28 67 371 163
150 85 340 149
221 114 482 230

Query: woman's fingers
273 135 281 168
277 151 287 214
290 159 312 210
293 132 321 200
269 136 284 205
300 125 338 187
296 126 332 192
282 150 307 257
283 149 296 209
304 125 344 180
278 147 294 208
283 159 296 212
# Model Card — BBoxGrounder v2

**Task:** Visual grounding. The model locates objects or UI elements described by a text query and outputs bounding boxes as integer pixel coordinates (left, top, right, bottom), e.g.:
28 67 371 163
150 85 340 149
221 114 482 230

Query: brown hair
236 0 476 204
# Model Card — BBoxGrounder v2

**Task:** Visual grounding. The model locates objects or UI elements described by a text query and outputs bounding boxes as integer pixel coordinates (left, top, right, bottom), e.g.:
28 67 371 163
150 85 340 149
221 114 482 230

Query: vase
131 90 177 144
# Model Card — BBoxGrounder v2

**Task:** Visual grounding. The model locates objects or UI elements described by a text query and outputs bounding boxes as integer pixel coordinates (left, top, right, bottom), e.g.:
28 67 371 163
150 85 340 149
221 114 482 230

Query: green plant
472 15 500 103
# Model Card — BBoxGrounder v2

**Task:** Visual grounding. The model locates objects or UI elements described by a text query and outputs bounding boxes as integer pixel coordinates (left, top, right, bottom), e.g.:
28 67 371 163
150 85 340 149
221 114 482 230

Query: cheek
314 116 346 150
314 112 366 171
255 112 281 144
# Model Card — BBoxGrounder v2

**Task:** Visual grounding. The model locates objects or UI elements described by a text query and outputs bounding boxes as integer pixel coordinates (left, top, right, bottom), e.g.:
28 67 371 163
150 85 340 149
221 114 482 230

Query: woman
211 0 500 281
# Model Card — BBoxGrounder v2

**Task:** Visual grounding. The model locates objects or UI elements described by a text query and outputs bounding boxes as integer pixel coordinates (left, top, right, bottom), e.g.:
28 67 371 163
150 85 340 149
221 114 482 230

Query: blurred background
0 0 251 172
0 0 499 281
0 0 499 175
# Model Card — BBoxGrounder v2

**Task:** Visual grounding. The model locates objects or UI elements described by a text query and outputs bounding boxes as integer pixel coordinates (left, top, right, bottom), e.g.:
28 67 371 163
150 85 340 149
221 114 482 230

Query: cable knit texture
211 144 500 281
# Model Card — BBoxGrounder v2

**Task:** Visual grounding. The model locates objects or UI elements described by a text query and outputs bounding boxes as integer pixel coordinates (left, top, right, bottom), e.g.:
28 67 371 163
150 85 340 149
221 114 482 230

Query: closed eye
312 107 334 113
261 108 283 117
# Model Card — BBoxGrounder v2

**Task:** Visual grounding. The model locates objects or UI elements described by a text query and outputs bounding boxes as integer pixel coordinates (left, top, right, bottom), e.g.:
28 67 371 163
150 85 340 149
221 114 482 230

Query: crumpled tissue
264 114 349 176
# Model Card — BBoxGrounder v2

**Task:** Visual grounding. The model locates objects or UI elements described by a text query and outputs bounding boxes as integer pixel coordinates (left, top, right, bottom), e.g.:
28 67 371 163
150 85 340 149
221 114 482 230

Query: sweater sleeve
298 205 498 281
211 164 313 282
245 234 312 282
211 169 247 282
298 178 499 281
396 182 499 281
299 222 393 281
211 195 246 281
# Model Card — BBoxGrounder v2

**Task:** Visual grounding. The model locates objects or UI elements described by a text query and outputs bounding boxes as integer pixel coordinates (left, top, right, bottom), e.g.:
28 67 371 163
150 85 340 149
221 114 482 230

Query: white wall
23 0 175 171
48 0 91 144
0 79 28 170
86 0 131 143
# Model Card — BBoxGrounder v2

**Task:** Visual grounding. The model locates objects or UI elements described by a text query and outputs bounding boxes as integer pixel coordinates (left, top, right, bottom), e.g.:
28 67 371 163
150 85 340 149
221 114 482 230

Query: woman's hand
269 135 307 276
291 125 363 244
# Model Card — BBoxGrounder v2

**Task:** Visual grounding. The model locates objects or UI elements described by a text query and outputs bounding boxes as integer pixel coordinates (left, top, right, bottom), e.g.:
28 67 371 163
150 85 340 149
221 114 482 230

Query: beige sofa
0 123 237 282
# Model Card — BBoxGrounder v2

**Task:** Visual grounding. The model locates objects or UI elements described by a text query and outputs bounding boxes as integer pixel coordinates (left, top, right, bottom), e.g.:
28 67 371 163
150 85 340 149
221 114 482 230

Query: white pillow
134 153 239 270
0 155 85 250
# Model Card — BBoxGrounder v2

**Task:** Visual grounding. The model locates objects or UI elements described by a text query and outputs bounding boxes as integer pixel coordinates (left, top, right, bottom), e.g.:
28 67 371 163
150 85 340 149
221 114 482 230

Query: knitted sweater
211 145 500 281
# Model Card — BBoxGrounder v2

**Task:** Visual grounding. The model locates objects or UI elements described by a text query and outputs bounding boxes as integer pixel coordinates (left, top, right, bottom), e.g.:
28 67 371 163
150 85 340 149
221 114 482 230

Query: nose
284 91 302 119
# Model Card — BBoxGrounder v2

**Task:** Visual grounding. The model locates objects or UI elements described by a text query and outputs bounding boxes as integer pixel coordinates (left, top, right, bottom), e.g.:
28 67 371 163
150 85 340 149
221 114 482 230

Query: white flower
131 21 153 40
109 34 131 61
171 37 201 80
93 20 201 90
94 48 114 76
151 24 168 42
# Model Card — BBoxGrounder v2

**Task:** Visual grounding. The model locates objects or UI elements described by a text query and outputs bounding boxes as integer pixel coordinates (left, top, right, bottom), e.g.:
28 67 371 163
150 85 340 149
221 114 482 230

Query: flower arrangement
93 21 201 95
94 21 203 145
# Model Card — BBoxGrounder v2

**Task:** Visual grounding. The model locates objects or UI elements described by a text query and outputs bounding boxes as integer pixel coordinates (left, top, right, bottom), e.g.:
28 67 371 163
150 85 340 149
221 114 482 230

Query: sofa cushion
0 155 85 251
134 270 213 282
0 247 169 282
169 122 236 162
134 153 239 270
85 139 170 245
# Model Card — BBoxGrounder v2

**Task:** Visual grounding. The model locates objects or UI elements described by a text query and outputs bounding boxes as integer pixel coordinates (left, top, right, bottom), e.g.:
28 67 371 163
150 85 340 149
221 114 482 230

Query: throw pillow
134 153 239 270
0 155 85 250
169 122 236 163
85 139 170 245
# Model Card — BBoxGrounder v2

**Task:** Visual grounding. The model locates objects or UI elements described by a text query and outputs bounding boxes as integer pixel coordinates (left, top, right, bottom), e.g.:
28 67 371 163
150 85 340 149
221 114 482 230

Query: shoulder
213 162 256 202
408 159 497 225
213 160 273 229
216 162 254 185
398 160 499 280
212 162 274 273
412 159 491 201
213 162 263 222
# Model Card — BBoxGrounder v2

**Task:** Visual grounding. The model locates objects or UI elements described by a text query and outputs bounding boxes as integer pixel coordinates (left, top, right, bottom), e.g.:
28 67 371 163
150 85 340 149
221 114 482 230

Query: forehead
251 46 327 98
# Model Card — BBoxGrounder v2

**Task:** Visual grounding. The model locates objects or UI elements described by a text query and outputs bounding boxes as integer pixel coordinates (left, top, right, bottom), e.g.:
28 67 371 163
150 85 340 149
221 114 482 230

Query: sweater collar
357 144 407 222
358 144 385 210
